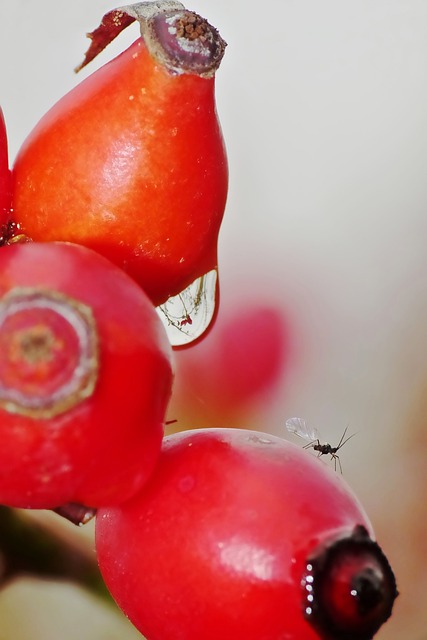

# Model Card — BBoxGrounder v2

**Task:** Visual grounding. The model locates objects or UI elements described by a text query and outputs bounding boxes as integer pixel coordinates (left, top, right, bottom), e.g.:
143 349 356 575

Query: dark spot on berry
302 524 398 640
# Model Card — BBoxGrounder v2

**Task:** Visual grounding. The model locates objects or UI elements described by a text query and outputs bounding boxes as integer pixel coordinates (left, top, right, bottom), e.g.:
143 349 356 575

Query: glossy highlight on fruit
12 2 228 307
0 242 173 509
96 428 397 640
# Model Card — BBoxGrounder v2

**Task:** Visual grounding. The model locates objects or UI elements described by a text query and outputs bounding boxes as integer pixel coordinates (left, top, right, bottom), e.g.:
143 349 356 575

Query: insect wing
285 417 320 442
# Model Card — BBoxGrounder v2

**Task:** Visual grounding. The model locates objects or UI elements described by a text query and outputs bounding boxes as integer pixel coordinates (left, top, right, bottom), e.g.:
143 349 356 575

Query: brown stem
52 503 97 527
0 506 109 601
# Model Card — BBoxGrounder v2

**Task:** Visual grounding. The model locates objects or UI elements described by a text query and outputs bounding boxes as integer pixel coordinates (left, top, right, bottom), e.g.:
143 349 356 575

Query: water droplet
156 269 218 347
247 434 275 445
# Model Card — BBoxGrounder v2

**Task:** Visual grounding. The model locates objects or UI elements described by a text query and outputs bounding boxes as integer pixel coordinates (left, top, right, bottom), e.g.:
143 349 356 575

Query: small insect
285 417 355 473
180 314 193 327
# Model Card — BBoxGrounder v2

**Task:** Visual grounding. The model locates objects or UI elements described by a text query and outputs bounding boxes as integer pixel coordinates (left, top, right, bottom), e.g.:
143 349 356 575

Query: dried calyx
76 1 226 78
53 503 97 526
0 288 99 419
302 525 398 640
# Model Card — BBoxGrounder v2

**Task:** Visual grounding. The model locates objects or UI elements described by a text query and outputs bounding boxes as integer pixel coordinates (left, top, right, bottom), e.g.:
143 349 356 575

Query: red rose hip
0 107 11 231
12 2 228 306
96 428 397 640
0 242 173 509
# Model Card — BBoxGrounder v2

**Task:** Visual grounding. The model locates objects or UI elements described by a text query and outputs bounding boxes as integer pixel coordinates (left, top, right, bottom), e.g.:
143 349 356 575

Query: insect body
285 417 355 473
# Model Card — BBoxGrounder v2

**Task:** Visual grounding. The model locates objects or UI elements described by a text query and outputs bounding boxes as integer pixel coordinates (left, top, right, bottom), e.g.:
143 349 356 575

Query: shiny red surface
0 242 173 508
96 428 372 640
12 39 228 306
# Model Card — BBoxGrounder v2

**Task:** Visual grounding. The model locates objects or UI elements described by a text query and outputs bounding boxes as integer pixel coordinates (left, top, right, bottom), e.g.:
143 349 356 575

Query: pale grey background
2 1 427 637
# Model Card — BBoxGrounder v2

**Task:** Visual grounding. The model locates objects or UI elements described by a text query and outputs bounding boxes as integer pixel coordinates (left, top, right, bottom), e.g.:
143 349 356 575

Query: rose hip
0 107 11 231
12 2 228 306
96 428 397 640
0 242 173 509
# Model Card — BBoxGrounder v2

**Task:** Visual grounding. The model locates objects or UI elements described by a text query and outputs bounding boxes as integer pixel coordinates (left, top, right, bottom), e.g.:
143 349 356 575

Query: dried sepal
53 503 97 526
75 0 226 78
75 1 185 72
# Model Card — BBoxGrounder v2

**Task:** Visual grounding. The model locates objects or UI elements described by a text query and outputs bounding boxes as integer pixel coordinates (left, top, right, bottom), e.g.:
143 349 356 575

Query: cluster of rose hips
0 3 398 639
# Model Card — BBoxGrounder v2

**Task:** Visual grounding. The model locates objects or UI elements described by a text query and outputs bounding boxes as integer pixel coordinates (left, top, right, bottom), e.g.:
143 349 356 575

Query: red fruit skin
0 108 11 227
12 38 228 306
0 242 173 509
96 428 373 640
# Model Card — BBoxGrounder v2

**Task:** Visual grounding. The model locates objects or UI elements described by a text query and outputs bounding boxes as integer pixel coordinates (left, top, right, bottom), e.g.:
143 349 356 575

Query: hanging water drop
156 269 218 347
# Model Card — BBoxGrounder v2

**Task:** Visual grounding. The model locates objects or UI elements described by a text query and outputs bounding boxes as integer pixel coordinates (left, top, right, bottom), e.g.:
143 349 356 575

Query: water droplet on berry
157 268 218 347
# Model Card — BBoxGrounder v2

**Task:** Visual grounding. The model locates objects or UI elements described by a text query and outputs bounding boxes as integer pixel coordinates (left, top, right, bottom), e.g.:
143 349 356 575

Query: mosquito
285 417 355 473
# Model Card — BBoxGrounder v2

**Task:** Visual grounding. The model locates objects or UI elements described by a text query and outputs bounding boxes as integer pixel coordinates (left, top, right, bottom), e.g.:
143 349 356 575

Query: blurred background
1 0 427 637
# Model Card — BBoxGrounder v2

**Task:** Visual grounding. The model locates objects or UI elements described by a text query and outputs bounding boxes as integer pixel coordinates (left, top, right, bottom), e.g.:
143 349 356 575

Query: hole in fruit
157 268 218 347
0 288 99 419
302 525 398 640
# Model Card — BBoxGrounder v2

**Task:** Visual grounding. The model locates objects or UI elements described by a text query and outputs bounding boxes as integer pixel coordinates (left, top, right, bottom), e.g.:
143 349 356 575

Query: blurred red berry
171 304 289 419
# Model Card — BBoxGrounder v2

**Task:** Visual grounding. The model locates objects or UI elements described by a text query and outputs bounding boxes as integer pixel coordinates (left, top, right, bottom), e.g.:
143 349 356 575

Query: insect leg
331 453 343 474
303 440 317 450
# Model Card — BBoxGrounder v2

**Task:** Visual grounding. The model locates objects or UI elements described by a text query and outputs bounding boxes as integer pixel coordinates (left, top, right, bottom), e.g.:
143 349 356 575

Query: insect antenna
335 426 356 451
